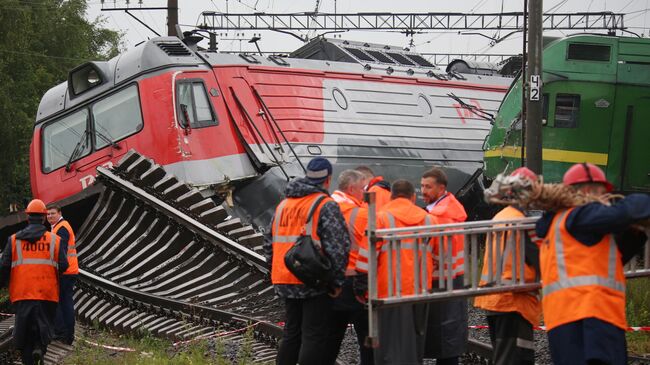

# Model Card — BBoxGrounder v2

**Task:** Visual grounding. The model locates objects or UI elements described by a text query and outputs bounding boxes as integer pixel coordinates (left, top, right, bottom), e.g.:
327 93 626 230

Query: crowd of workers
2 156 648 365
264 158 650 365
0 201 77 364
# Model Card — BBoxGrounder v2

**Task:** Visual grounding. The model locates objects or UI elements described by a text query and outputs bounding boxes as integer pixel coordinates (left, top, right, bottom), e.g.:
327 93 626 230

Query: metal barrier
364 192 650 343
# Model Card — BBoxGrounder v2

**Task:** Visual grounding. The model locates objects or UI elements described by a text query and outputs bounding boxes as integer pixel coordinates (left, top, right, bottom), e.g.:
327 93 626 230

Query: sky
86 0 650 63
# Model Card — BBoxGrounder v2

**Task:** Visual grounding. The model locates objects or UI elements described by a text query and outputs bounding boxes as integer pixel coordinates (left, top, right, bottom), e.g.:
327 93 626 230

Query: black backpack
284 195 333 288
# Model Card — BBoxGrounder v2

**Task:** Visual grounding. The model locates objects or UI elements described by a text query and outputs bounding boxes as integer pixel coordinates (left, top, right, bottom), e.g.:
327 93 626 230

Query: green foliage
0 0 122 213
626 277 650 354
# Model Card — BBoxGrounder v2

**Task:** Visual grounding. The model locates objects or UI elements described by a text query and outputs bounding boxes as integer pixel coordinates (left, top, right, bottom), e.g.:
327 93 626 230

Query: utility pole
168 0 178 37
525 0 543 174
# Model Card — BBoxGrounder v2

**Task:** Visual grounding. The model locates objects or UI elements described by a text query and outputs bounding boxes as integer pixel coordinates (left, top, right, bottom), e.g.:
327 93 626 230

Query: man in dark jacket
263 157 351 365
0 199 68 365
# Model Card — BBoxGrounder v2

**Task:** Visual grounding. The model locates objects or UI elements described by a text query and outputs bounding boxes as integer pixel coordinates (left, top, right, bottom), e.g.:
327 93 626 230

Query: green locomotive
483 34 650 192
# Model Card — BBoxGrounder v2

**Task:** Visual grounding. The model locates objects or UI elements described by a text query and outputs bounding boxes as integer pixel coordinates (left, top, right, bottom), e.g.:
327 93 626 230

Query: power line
0 49 90 62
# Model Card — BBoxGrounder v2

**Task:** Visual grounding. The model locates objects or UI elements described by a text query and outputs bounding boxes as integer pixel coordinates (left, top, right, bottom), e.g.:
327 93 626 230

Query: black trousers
54 275 76 344
277 294 334 365
374 304 428 365
13 300 57 365
325 278 374 365
487 312 535 365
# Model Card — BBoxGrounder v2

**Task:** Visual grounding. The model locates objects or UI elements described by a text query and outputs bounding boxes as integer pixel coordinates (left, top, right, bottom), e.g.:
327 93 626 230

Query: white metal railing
364 192 650 344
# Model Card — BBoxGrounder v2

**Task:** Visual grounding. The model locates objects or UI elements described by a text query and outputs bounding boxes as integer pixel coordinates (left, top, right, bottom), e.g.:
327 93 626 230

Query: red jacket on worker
375 198 437 298
52 219 78 276
426 192 467 280
9 231 61 303
474 206 541 326
332 190 369 275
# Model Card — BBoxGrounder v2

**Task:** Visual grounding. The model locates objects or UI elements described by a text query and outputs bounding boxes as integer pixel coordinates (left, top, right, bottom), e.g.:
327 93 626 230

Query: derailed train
25 36 512 232
484 34 650 193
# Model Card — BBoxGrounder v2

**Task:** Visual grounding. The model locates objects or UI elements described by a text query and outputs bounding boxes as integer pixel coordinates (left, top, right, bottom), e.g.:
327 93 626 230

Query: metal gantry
199 11 625 31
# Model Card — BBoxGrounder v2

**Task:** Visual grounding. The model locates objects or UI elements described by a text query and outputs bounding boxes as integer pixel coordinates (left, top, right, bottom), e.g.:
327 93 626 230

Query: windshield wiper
95 130 121 150
65 129 89 172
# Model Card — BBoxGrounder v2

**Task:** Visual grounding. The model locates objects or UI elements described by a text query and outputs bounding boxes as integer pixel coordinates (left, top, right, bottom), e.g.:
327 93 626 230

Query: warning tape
81 339 136 352
172 321 263 347
468 325 650 332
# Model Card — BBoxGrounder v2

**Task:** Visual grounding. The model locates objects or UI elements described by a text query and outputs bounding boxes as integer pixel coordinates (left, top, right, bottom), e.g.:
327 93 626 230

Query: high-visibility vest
376 200 435 298
428 193 467 279
53 219 78 275
9 232 61 303
540 208 626 331
270 193 332 285
368 178 391 210
474 206 541 326
333 191 369 276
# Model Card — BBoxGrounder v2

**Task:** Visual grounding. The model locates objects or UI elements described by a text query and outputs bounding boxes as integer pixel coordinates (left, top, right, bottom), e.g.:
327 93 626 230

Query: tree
0 0 122 214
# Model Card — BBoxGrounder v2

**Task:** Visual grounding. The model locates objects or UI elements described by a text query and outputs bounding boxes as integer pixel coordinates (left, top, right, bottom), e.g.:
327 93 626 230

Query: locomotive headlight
87 69 100 85
68 63 105 97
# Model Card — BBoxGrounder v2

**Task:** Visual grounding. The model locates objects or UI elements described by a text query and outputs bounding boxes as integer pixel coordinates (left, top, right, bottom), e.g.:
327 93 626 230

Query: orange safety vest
376 198 436 298
9 232 61 303
428 192 467 279
474 206 541 326
270 193 332 285
53 219 78 275
368 178 391 210
333 191 369 276
540 208 627 331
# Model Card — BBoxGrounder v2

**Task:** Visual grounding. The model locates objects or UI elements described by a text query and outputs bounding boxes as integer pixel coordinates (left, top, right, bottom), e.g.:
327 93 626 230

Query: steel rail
78 268 283 340
95 166 268 271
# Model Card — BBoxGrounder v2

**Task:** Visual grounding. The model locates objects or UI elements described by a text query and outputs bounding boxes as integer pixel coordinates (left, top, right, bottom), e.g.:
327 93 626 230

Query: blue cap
305 157 332 184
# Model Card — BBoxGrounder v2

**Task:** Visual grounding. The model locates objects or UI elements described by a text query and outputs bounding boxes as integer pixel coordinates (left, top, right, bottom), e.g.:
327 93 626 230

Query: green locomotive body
483 34 650 192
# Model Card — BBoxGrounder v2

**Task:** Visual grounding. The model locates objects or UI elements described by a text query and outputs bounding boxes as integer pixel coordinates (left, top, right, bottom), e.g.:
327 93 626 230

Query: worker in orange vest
420 167 467 365
373 179 436 365
47 204 78 345
0 199 68 365
327 169 373 365
535 163 650 365
263 157 350 365
355 166 391 209
474 167 541 365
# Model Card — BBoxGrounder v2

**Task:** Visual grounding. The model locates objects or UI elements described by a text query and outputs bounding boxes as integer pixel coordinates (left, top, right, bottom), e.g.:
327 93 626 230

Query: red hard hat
510 167 538 182
25 199 47 215
563 163 613 192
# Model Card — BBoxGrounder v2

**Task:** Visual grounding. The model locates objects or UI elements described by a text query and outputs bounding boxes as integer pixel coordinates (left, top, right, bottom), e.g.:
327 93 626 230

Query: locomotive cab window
42 109 91 173
567 43 611 62
176 80 218 129
92 85 143 149
554 94 580 128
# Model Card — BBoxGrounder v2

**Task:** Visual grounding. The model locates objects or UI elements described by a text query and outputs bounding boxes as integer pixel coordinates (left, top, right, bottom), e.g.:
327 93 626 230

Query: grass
626 277 650 355
63 323 261 365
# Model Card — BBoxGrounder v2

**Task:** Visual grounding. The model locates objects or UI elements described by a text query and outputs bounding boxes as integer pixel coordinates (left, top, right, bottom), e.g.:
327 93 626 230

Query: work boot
32 348 43 365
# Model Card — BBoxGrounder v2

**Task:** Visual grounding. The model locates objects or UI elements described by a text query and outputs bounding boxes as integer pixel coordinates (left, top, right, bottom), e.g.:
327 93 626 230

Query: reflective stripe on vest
9 232 61 303
379 212 432 297
270 194 328 284
542 210 624 297
53 220 78 275
345 207 361 276
12 235 58 269
272 199 323 248
539 208 626 331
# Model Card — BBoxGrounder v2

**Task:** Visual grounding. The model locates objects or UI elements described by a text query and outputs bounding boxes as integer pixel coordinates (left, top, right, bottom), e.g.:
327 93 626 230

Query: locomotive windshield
42 110 91 173
41 84 143 173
